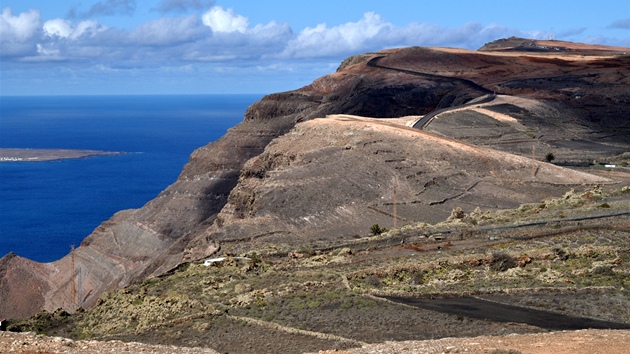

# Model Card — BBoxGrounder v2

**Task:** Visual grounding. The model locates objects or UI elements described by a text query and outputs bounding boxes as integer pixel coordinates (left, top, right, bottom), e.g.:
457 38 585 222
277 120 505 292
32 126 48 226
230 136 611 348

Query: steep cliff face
1 40 628 319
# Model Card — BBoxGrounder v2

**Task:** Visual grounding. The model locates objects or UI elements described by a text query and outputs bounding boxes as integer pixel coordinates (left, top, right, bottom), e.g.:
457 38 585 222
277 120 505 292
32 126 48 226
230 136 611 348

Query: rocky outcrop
1 39 628 319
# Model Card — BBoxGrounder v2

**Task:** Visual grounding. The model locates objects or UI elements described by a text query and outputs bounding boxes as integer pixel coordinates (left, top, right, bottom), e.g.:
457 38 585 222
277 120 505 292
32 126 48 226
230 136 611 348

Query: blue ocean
0 94 262 263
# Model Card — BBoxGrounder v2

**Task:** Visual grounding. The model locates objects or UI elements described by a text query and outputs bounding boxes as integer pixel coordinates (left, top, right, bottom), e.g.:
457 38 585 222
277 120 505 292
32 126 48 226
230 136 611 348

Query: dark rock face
1 40 628 319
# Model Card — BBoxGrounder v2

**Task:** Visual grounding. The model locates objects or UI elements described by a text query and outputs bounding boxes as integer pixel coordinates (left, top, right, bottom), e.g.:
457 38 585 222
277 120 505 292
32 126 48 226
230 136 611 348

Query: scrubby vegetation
8 185 630 352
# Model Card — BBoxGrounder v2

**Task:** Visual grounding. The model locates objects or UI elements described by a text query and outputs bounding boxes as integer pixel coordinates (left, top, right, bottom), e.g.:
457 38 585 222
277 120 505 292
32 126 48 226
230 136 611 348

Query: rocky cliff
1 38 628 319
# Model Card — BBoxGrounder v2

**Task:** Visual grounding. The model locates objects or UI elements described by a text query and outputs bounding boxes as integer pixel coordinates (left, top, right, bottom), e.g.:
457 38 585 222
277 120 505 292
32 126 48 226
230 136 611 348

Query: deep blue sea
0 94 262 263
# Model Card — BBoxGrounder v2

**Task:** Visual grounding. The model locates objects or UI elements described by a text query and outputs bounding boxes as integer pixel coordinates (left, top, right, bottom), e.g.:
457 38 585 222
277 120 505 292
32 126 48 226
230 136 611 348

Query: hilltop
479 36 630 54
1 38 629 353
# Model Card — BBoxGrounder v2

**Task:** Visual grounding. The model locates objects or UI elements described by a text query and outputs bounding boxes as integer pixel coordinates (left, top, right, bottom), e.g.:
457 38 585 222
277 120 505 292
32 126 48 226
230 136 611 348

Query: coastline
0 148 125 162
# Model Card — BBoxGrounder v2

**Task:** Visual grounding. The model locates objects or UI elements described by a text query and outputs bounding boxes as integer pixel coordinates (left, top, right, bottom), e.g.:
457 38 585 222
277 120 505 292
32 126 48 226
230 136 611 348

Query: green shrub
370 224 388 235
545 152 555 163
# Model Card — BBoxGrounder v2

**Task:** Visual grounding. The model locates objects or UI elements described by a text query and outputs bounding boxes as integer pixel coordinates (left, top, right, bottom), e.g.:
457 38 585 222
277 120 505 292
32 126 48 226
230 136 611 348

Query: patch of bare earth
313 329 630 354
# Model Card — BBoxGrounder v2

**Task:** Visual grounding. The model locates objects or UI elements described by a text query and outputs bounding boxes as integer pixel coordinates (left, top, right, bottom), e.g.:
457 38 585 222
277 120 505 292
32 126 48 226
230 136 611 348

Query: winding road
383 296 630 331
366 56 497 129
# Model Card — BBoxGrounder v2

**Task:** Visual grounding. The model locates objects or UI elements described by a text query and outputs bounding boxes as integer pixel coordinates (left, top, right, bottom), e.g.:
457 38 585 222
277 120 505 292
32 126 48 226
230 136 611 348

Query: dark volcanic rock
1 40 628 319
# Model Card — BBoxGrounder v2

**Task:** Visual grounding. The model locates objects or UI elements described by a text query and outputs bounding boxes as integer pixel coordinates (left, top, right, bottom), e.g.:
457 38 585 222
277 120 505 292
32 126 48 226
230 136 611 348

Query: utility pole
70 244 77 311
532 144 537 177
393 178 398 230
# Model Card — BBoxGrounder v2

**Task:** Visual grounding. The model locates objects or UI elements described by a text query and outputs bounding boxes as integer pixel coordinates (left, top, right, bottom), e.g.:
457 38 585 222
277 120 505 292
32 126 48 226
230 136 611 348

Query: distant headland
0 148 125 162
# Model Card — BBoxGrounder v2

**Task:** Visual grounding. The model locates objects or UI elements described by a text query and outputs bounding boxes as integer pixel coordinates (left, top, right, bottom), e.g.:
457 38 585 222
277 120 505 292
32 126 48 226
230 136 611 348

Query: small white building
203 256 251 266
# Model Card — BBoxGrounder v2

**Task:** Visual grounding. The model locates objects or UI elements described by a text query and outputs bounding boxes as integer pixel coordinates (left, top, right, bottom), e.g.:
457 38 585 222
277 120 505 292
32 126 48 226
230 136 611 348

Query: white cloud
283 12 392 58
0 7 531 67
282 13 520 58
0 6 521 65
0 7 41 56
43 18 103 39
1 7 40 40
202 6 248 33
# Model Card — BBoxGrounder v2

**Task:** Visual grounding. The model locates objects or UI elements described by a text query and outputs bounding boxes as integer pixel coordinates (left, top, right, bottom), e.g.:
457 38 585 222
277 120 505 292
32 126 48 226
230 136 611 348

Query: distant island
0 148 125 162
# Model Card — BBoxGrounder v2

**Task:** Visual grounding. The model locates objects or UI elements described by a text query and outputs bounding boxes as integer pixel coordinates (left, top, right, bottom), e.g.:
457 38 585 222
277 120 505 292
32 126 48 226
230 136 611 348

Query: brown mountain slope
1 39 628 319
188 115 608 255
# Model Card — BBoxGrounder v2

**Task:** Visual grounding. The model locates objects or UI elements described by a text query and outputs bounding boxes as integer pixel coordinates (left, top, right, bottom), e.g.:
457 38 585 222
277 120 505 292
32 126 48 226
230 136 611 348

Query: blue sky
1 0 629 95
